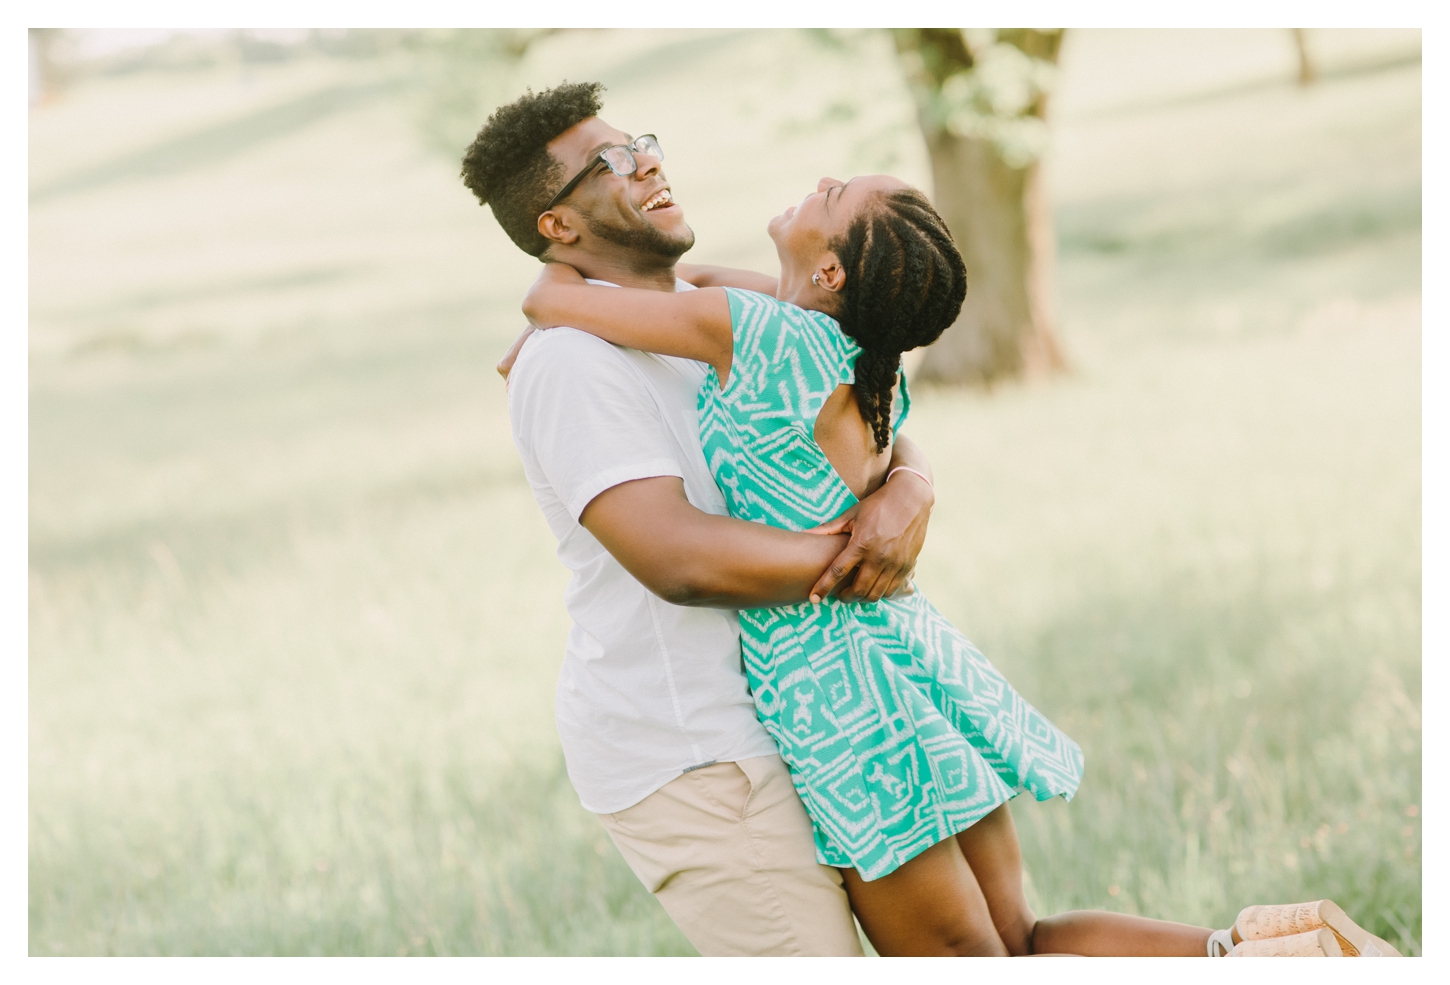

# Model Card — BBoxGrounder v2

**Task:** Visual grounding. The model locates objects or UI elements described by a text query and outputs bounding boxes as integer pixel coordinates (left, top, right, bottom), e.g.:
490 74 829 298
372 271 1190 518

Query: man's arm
580 434 936 609
580 476 849 608
511 326 936 609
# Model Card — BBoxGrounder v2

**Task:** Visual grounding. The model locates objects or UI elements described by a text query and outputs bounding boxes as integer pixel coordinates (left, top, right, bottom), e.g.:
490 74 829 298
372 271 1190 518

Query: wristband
886 465 933 490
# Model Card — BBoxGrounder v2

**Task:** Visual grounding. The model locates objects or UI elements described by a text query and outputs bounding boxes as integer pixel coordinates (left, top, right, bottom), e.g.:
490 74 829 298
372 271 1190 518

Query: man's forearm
663 513 849 608
579 476 843 608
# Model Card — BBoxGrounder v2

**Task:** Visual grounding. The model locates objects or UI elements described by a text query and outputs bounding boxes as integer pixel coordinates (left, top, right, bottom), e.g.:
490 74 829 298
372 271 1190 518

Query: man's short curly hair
460 81 605 258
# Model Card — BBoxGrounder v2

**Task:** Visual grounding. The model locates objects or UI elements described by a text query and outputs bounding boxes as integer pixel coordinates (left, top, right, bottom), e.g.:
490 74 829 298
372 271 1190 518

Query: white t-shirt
506 279 779 814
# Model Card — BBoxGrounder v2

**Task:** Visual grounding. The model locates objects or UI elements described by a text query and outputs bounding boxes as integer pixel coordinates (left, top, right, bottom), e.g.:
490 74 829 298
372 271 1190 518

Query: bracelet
886 465 933 490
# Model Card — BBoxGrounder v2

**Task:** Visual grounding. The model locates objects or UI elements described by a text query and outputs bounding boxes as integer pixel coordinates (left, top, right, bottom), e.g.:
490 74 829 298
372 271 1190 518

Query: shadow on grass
44 265 367 324
30 79 400 204
1058 181 1421 267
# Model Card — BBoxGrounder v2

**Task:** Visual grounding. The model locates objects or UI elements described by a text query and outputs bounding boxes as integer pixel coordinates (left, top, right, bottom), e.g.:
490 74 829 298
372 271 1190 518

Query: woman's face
767 174 910 277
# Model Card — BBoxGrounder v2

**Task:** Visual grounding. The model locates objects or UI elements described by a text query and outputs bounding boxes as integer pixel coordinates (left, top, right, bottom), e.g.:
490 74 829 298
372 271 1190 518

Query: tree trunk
893 28 1068 387
916 130 1065 385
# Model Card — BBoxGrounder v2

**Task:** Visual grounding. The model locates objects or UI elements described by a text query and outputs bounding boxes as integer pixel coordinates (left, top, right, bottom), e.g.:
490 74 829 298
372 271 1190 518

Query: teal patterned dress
698 289 1084 882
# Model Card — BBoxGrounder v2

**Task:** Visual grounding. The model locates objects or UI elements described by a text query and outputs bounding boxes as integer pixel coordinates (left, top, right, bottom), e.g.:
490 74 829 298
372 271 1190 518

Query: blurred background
28 28 1421 955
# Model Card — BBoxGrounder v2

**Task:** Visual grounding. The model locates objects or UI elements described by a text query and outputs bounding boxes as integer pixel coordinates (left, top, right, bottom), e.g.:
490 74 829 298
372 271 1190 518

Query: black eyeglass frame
541 134 663 213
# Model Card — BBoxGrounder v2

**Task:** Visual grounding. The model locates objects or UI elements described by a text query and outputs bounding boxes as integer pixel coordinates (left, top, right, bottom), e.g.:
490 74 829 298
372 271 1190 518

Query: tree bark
916 129 1065 384
893 28 1068 387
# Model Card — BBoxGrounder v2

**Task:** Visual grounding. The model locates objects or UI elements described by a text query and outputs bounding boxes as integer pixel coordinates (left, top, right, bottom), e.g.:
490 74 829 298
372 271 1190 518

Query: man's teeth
642 190 673 212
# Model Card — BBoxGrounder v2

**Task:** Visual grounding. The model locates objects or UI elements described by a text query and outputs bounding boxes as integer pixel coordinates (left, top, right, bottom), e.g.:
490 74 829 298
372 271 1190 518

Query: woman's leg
952 803 1039 954
841 838 1011 956
846 802 1217 957
955 803 1216 957
1032 912 1214 956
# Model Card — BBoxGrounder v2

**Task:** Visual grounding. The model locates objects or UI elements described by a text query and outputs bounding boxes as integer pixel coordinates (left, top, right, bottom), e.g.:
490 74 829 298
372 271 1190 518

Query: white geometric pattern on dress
699 289 1084 882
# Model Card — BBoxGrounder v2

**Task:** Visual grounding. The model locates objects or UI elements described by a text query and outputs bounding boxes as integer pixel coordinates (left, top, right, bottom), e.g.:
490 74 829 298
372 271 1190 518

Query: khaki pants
597 754 864 956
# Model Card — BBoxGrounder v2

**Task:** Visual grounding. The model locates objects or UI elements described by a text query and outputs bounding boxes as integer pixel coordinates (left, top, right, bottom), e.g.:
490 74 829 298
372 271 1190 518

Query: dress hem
816 785 1079 882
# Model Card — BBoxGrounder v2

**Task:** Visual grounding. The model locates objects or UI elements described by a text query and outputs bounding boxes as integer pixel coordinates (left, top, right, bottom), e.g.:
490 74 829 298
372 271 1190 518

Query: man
461 82 936 956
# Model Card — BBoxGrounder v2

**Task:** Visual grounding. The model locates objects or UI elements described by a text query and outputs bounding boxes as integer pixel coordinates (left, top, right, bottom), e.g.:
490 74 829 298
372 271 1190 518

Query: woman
521 174 1392 958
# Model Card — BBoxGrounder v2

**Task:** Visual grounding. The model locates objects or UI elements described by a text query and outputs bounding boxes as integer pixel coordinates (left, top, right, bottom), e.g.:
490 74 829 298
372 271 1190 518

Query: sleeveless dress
698 288 1085 882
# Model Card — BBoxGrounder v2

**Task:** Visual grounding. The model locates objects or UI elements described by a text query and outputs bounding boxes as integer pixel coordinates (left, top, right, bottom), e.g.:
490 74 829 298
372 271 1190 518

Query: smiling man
460 82 937 956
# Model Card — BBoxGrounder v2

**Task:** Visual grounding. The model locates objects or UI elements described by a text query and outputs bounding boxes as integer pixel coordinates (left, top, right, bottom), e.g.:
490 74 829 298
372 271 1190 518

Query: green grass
28 29 1421 955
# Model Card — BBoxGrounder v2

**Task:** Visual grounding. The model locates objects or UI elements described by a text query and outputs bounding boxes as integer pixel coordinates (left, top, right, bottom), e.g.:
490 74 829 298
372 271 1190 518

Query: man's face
542 117 694 260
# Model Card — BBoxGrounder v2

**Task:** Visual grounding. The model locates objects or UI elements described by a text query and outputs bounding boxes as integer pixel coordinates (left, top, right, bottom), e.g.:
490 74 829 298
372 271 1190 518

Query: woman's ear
814 255 846 293
537 209 581 248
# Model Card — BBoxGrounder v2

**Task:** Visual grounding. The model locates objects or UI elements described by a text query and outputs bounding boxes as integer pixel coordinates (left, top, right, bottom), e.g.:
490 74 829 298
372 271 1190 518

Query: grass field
28 29 1421 955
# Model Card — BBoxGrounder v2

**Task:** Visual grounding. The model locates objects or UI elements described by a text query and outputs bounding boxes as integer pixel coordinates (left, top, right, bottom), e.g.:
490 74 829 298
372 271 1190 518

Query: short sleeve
508 328 684 521
721 288 858 425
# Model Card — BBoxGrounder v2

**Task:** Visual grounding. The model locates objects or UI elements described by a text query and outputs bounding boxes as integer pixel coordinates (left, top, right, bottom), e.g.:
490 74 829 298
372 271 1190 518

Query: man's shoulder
512 327 633 386
520 324 621 359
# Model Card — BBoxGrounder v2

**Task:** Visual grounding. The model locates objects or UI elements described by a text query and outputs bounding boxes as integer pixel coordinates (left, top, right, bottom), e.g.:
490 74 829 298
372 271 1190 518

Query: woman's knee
998 914 1037 956
986 890 1038 955
933 922 1012 957
915 913 1030 957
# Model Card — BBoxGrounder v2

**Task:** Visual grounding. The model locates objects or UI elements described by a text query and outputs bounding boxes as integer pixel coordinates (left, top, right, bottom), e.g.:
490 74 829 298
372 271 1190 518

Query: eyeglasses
542 134 664 213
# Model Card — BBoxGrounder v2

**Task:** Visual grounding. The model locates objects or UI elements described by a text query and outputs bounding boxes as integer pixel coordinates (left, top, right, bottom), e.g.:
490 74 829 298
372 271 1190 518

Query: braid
830 190 967 452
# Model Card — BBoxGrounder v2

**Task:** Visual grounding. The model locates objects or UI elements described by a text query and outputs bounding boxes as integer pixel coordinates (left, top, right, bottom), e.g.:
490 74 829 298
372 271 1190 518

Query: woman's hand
497 324 537 382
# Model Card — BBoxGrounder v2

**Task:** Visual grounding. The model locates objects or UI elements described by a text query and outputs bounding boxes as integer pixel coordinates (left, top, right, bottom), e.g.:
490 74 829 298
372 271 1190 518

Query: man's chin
639 212 696 257
638 229 695 261
587 214 695 260
664 226 696 258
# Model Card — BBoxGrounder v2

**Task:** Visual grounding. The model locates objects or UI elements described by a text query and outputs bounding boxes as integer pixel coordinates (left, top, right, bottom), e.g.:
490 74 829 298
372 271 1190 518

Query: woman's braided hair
830 189 967 452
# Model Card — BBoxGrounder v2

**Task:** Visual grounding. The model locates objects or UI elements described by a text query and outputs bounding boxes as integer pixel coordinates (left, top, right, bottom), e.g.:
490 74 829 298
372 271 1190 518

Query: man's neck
547 250 679 292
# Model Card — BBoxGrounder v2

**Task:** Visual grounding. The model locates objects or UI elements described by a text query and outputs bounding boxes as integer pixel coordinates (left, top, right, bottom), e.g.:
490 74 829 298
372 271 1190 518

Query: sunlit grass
29 29 1420 955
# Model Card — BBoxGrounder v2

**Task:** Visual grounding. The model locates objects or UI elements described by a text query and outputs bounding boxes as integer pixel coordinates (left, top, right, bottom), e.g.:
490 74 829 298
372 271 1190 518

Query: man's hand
807 436 935 604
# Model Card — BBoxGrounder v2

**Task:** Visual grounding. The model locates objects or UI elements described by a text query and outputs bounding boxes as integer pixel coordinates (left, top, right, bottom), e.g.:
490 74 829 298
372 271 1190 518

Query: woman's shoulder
724 288 851 339
722 289 859 387
722 286 785 320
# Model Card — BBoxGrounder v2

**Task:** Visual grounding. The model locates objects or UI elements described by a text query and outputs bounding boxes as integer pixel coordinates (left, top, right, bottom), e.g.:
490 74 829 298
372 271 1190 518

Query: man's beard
582 207 695 259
